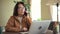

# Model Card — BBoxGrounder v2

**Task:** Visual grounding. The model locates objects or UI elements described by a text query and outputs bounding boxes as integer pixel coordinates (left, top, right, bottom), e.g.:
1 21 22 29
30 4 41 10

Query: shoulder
10 16 17 18
10 16 14 19
9 16 15 20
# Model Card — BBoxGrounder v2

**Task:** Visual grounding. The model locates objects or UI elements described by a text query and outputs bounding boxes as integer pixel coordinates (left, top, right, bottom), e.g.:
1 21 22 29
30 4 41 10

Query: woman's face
18 4 25 16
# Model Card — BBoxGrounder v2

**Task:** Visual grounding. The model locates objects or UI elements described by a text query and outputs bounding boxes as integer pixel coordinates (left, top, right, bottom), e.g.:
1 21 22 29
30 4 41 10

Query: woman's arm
22 16 32 31
25 16 32 30
26 16 32 25
5 16 20 32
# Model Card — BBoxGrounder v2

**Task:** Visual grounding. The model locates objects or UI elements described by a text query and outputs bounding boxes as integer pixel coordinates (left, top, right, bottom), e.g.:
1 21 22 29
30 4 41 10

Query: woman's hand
23 27 27 31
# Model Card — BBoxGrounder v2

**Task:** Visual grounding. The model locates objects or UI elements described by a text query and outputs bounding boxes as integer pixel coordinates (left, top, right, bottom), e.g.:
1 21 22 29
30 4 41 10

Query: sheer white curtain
58 5 60 22
31 0 41 21
50 5 60 22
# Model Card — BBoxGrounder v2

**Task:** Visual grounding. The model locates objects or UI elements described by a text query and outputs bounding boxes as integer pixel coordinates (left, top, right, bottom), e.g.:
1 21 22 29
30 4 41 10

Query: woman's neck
18 15 23 17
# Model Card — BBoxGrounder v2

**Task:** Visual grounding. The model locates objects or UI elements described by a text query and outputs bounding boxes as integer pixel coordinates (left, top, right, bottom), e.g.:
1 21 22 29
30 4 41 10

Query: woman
5 2 32 32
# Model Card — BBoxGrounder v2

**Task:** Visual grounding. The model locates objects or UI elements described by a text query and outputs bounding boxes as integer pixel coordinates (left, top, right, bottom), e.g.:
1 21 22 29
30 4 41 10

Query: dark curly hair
13 2 27 16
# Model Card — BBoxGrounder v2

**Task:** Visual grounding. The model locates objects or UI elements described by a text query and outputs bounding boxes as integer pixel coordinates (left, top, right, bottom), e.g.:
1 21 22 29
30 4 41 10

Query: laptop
28 20 51 34
20 20 51 34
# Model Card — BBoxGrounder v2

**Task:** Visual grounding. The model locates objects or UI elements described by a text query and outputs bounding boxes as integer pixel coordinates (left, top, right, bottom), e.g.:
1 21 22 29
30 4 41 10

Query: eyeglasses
18 7 25 10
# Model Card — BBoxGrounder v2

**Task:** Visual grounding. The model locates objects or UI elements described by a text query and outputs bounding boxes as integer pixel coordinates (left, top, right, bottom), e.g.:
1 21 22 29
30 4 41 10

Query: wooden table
3 31 53 34
3 32 28 34
3 32 21 34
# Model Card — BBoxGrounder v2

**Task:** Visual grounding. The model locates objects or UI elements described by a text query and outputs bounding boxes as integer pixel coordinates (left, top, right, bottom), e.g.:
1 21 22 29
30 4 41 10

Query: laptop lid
28 20 51 34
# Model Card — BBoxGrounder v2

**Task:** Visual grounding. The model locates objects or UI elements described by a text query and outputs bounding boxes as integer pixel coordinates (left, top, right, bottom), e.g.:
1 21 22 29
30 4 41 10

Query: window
31 0 41 21
50 5 60 22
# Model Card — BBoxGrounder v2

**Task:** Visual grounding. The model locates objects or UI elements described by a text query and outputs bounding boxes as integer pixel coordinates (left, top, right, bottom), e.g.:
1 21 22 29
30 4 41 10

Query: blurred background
0 0 60 31
0 0 51 26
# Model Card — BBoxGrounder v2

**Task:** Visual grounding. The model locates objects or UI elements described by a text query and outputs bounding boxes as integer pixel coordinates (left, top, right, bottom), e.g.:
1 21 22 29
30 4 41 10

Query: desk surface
3 30 53 34
3 32 21 34
3 32 28 34
3 32 51 34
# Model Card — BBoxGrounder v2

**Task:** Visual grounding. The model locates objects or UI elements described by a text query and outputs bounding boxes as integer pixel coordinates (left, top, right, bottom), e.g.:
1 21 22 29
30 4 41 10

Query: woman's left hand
23 27 27 31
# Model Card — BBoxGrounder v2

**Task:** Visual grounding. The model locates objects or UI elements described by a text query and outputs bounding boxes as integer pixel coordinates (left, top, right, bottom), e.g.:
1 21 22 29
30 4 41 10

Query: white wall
0 0 15 26
0 0 2 26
